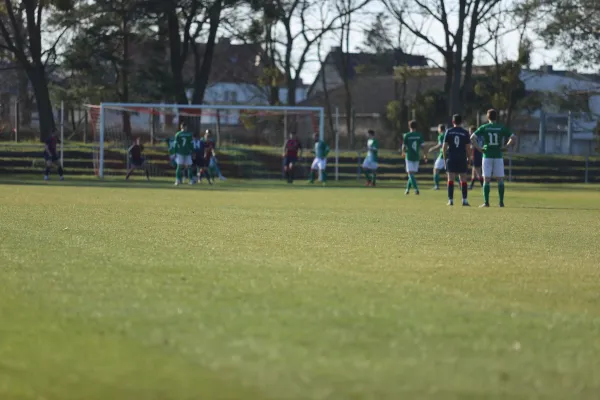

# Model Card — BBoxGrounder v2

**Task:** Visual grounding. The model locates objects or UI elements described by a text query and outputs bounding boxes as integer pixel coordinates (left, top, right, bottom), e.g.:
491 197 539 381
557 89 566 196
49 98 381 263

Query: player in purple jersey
469 125 484 189
442 114 471 206
126 137 149 181
43 130 64 181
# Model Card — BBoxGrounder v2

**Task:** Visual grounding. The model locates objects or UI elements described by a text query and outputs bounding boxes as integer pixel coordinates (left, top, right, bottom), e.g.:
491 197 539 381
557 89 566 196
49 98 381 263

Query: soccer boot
499 202 505 208
462 200 470 206
433 185 439 190
447 200 453 206
405 190 410 195
43 175 49 181
60 176 64 181
415 190 420 195
479 202 490 208
366 181 372 187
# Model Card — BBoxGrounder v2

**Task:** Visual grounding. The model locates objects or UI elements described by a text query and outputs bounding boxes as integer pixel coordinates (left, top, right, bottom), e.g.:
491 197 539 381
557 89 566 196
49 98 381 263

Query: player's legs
405 161 420 194
370 162 378 186
459 172 469 206
318 158 327 183
362 159 372 185
446 171 456 205
175 154 185 184
433 158 444 189
309 158 319 183
492 158 506 206
481 158 495 206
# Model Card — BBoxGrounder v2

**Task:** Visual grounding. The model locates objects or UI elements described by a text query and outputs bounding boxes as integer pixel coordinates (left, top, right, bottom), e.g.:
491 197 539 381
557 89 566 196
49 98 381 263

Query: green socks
498 181 505 203
406 179 412 191
320 170 327 182
434 173 440 187
309 171 315 183
483 182 490 204
409 174 419 191
372 172 376 185
188 167 194 181
176 165 182 182
364 170 371 182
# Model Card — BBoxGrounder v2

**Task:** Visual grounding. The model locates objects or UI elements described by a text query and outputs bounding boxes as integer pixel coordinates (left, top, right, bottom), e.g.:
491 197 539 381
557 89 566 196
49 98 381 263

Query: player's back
175 131 193 155
444 127 470 159
474 122 511 158
403 132 423 160
314 140 329 157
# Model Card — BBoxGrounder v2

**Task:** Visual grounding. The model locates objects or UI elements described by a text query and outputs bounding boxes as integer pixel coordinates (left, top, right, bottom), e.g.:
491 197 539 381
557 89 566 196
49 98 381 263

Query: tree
0 0 73 140
250 0 371 107
384 0 504 116
360 12 394 54
58 0 156 138
520 0 600 68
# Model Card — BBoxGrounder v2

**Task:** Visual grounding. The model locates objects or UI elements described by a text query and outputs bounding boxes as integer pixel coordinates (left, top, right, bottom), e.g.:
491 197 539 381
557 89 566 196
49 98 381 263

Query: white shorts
175 154 193 166
434 158 445 170
482 158 504 178
311 158 327 170
405 160 419 173
362 159 378 170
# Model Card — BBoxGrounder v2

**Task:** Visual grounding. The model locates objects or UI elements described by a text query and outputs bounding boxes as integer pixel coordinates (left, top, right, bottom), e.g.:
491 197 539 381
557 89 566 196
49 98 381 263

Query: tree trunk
18 70 31 126
121 15 131 140
191 0 222 105
27 66 55 141
167 9 188 104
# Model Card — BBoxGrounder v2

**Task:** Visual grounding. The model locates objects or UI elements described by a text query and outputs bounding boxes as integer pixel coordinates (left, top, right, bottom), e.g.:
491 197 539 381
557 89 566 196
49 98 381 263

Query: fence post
509 152 513 182
567 111 573 155
335 107 339 181
149 108 155 144
14 97 18 142
539 109 546 154
60 101 64 168
585 154 589 183
83 107 88 144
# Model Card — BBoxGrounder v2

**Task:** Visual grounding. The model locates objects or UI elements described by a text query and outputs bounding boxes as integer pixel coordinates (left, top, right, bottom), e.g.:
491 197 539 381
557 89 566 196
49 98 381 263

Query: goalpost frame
96 102 325 179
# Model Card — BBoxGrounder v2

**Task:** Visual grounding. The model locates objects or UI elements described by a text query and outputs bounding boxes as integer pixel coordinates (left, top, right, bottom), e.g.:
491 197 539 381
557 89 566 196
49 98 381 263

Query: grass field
1 178 600 400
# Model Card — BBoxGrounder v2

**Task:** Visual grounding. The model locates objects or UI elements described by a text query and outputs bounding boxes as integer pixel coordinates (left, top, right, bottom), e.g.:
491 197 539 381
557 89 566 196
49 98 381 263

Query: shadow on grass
514 205 600 211
1 176 598 193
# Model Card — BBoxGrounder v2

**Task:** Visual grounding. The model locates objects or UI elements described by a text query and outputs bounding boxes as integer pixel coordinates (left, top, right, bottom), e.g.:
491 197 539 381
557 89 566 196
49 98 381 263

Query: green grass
2 178 600 399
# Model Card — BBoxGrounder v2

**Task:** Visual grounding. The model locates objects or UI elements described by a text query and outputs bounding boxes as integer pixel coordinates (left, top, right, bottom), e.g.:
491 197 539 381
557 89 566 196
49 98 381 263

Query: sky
296 0 565 86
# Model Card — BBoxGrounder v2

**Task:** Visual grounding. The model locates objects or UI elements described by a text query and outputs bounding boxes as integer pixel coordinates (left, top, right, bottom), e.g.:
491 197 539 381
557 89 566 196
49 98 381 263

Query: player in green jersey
362 130 379 186
309 133 329 184
174 121 194 185
402 120 426 195
470 109 517 207
427 124 446 190
164 137 177 168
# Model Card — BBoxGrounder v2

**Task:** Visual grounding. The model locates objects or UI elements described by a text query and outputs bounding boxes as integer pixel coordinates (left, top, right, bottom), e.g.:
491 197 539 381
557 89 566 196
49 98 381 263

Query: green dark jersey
472 123 514 159
403 131 425 162
436 133 445 159
314 140 329 158
366 138 379 162
175 130 194 156
166 137 177 155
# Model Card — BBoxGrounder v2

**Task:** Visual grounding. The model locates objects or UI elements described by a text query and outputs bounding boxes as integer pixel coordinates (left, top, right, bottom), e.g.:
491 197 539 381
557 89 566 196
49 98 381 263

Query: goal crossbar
93 102 326 179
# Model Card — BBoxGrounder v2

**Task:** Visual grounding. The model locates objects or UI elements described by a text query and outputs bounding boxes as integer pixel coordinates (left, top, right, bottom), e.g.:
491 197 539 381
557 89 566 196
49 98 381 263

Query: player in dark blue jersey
126 137 149 181
43 130 64 181
443 114 471 206
468 125 484 189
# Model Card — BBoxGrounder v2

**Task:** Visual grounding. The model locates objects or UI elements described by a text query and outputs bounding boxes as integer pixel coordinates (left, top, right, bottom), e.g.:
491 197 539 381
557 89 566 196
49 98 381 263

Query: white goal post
91 102 325 179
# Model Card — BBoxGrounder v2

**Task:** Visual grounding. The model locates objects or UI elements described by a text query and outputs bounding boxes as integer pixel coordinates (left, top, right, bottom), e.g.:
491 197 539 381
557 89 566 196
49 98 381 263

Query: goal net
86 103 324 180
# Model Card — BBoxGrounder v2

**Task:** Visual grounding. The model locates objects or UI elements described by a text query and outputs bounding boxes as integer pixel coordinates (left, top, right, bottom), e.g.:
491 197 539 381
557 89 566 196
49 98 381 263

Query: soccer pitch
1 179 600 400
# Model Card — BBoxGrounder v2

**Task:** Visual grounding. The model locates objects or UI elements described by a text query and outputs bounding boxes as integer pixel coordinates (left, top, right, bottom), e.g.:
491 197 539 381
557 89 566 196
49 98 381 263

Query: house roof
300 74 446 114
328 48 428 78
183 40 275 85
308 48 428 95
